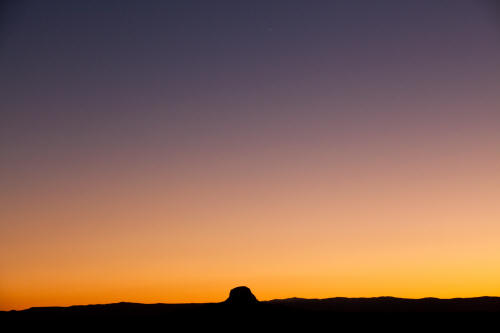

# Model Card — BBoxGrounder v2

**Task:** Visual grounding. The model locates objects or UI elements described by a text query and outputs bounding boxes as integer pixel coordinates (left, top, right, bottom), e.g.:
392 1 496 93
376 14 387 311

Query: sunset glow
1 0 499 310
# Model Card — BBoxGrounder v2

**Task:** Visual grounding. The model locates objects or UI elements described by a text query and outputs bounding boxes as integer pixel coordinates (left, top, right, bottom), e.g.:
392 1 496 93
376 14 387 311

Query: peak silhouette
3 289 500 328
224 286 258 305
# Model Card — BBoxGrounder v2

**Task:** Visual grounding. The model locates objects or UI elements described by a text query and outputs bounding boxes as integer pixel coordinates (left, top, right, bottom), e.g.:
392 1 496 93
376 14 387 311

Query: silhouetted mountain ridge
2 287 499 324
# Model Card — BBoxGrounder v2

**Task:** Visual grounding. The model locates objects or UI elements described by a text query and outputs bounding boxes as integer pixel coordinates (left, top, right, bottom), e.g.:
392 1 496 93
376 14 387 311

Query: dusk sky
1 0 499 310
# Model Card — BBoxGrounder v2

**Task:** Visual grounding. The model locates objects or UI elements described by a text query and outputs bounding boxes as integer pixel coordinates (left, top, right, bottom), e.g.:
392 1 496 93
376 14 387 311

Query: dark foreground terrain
2 287 499 327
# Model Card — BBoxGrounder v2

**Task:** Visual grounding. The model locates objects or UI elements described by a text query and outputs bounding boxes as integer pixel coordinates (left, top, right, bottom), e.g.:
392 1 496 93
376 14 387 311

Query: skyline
1 0 500 310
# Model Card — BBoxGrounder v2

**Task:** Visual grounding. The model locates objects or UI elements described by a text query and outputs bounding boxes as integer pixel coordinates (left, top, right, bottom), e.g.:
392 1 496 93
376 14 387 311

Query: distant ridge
3 295 500 313
266 295 500 312
2 287 499 320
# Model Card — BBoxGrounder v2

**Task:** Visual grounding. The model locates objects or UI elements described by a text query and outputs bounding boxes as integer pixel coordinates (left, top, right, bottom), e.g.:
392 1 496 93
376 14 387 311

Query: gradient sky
1 0 500 310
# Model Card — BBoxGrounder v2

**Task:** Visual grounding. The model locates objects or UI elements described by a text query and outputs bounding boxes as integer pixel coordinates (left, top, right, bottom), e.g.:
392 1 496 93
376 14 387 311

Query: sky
1 0 499 310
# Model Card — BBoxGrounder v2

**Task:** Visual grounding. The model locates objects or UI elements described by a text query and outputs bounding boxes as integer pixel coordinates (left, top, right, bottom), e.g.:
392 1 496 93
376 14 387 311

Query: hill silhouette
224 286 259 305
2 286 499 327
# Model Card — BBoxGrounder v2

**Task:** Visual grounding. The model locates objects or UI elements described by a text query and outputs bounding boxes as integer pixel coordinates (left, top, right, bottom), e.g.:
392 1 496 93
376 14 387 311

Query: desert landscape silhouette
2 286 500 321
